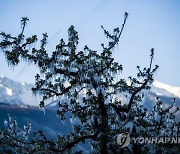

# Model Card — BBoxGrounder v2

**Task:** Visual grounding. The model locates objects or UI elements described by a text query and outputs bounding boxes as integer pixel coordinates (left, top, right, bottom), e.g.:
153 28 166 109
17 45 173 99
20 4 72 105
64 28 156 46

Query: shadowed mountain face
0 103 90 151
0 103 72 139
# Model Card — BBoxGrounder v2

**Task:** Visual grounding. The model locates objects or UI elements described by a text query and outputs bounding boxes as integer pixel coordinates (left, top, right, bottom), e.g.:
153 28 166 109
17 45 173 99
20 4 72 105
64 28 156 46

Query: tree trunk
98 90 108 154
132 125 141 154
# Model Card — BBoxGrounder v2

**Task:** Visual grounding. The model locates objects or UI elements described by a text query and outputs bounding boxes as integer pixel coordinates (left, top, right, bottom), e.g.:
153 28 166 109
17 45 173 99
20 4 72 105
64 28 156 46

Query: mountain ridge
0 75 40 106
0 75 179 107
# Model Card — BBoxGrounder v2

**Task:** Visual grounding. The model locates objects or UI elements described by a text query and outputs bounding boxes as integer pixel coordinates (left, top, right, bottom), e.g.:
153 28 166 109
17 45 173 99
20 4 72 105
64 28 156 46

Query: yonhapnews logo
116 132 130 148
116 132 180 148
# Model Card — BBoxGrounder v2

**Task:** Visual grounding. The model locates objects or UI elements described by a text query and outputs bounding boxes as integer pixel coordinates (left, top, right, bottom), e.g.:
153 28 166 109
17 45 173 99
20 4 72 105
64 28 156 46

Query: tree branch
54 67 78 76
59 131 100 152
107 12 128 51
111 78 149 113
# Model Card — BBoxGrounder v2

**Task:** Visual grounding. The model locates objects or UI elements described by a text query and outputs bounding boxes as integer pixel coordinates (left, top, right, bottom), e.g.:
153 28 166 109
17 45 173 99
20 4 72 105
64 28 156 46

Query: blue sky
0 0 180 86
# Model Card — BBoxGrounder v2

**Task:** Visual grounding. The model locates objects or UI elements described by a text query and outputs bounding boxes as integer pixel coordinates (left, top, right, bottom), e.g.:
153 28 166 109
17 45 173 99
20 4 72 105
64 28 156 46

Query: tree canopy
0 13 179 153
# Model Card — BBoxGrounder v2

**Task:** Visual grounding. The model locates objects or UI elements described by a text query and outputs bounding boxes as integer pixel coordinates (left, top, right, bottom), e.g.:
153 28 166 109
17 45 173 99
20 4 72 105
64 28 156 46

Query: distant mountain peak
153 81 180 98
0 75 40 106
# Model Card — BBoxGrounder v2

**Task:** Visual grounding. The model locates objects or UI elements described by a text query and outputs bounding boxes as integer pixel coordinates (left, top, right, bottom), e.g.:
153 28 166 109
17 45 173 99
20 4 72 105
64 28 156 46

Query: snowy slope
46 80 180 109
151 81 180 98
0 75 40 106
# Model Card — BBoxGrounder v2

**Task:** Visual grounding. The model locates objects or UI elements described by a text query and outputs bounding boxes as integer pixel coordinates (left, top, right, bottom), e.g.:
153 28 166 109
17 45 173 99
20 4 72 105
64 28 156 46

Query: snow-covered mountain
47 80 180 110
0 75 180 107
152 81 180 98
0 75 40 106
